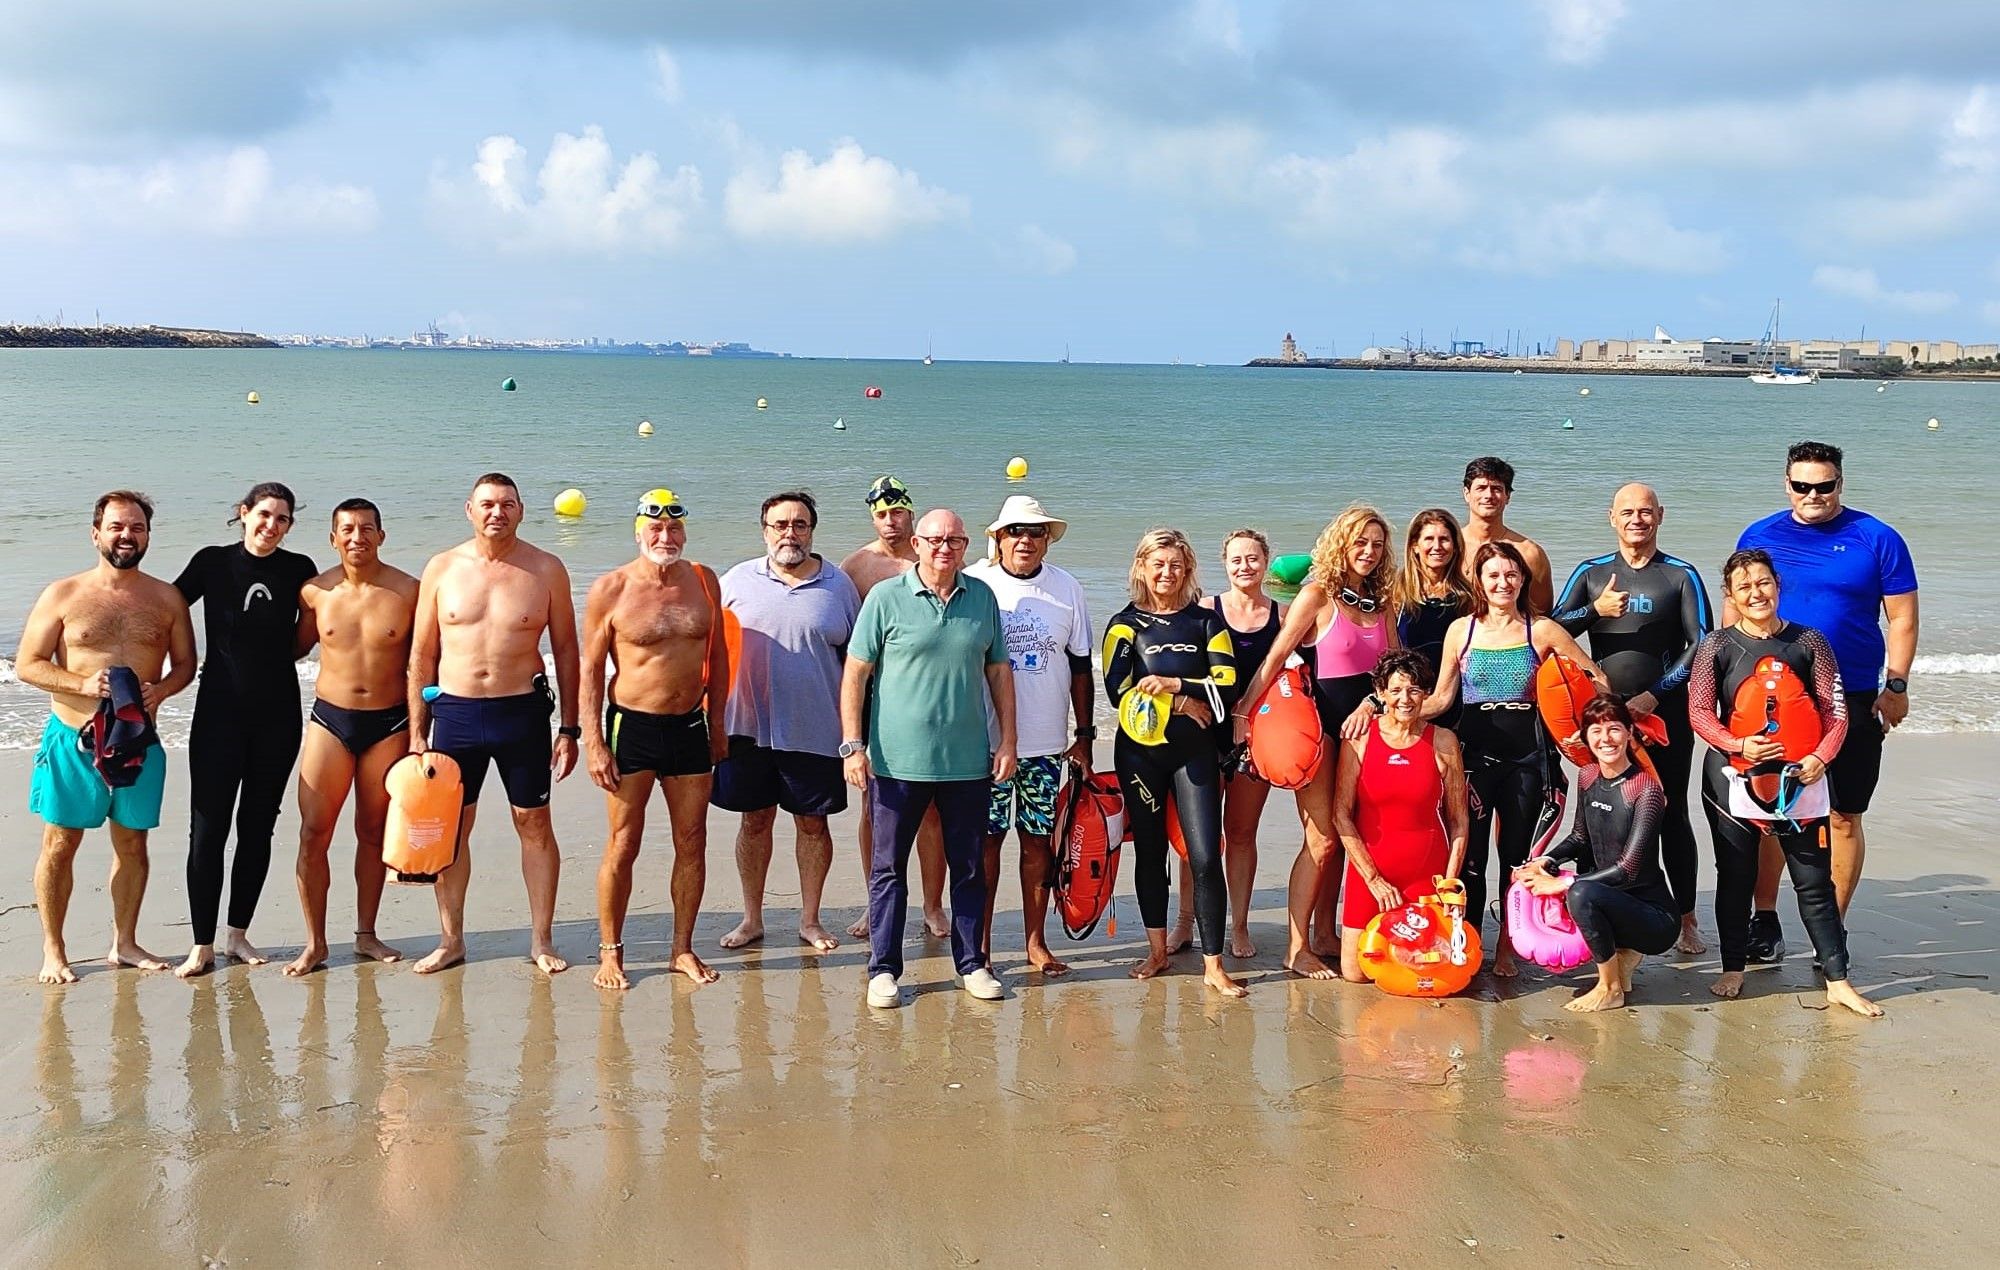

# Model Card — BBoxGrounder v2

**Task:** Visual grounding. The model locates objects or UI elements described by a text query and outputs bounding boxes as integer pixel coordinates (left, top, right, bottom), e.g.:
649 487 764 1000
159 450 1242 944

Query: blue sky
2 1 1996 361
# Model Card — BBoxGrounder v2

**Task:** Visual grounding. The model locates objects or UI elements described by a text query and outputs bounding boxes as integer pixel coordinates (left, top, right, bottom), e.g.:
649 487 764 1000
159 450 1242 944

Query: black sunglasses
1000 524 1050 539
1789 478 1838 496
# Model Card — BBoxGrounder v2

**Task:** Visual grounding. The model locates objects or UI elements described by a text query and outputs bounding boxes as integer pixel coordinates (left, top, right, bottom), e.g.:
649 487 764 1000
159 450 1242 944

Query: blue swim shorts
29 715 167 831
986 754 1063 836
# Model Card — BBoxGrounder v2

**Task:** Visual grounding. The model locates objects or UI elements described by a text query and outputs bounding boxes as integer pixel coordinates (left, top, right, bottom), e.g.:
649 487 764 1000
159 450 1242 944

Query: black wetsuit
1103 603 1238 955
1688 624 1852 979
1539 764 1679 963
1554 551 1712 919
1398 593 1466 725
176 542 318 946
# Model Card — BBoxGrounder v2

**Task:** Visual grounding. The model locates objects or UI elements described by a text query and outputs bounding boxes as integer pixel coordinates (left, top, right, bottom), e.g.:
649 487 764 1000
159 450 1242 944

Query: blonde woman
1232 505 1397 980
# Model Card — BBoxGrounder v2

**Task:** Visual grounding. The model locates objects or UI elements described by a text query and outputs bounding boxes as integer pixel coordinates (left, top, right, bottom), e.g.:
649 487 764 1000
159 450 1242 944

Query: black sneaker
1747 912 1786 964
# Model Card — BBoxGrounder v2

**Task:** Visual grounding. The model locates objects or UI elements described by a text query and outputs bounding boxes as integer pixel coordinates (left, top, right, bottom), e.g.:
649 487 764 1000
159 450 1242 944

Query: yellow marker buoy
554 488 587 517
756 397 769 410
246 391 260 405
1578 387 1591 397
1927 417 1941 431
638 420 654 437
1005 456 1029 482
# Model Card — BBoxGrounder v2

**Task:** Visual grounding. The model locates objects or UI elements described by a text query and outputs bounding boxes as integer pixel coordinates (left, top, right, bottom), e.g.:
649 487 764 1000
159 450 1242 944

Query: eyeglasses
637 498 690 520
1337 586 1382 614
1788 478 1838 496
763 519 813 533
916 535 969 550
1000 524 1050 539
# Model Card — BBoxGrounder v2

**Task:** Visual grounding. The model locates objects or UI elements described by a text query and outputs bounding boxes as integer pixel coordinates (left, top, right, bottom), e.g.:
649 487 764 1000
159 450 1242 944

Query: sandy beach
0 732 1993 1266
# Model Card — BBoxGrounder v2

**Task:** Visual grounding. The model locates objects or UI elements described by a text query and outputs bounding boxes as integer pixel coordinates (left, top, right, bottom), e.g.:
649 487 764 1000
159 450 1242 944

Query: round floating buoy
1005 456 1029 482
553 488 587 517
864 385 883 399
1512 369 1524 376
756 397 768 410
1927 417 1941 431
1578 387 1591 397
501 377 517 392
638 420 654 437
1876 384 1887 393
245 391 260 405
833 417 846 432
1561 417 1574 430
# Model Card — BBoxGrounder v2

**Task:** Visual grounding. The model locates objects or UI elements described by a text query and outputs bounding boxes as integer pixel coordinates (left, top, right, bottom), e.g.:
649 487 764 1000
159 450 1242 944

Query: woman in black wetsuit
1688 549 1881 1018
1201 527 1285 959
1104 528 1245 997
1392 509 1474 709
1513 695 1678 1012
173 482 317 977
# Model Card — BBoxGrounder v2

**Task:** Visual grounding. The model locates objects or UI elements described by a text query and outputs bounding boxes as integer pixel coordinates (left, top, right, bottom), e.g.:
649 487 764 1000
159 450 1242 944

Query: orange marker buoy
382 753 464 883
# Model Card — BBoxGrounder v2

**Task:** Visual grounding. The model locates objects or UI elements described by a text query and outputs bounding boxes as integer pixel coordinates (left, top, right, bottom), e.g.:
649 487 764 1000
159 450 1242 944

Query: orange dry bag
382 752 464 884
1246 664 1323 789
1357 876 1482 998
1052 763 1125 939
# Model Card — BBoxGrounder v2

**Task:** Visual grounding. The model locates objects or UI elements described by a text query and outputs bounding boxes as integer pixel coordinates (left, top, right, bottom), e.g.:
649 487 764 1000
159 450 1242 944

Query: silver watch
838 740 866 759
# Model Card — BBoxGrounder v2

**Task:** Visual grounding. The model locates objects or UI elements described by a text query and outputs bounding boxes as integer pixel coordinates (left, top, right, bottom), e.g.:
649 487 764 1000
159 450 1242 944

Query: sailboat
1748 300 1817 386
1060 343 1071 365
922 336 933 367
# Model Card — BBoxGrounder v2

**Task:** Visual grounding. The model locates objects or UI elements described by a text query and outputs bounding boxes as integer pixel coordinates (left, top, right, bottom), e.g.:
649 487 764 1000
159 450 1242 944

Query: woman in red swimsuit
1329 648 1470 982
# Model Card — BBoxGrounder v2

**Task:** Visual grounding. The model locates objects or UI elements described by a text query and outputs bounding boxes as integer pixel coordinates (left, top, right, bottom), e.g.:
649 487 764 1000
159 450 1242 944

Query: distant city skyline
2 3 1997 363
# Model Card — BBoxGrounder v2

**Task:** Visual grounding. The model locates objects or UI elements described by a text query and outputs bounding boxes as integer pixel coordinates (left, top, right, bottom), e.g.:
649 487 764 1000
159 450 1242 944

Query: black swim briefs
606 703 712 779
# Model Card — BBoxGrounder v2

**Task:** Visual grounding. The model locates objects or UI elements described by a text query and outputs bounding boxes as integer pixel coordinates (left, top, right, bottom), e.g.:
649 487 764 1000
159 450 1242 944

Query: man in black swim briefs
286 499 420 976
1553 482 1713 954
408 473 582 977
581 489 731 990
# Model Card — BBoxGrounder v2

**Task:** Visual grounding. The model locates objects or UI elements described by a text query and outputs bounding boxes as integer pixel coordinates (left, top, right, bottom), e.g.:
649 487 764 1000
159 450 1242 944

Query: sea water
0 349 1993 744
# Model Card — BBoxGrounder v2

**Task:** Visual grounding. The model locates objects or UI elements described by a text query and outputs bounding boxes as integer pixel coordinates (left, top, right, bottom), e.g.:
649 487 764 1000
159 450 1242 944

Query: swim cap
865 475 913 511
635 489 689 534
1117 688 1173 746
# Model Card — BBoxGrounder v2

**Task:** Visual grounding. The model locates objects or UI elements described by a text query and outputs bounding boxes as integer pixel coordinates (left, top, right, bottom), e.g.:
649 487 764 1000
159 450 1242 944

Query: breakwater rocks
0 324 277 349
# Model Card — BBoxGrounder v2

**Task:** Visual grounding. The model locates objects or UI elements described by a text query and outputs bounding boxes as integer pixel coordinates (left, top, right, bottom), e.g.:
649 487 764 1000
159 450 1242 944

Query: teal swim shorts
29 715 166 831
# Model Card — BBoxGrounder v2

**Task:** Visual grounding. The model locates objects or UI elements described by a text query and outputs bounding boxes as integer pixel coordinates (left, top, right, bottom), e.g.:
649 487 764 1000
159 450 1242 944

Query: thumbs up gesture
1593 573 1628 618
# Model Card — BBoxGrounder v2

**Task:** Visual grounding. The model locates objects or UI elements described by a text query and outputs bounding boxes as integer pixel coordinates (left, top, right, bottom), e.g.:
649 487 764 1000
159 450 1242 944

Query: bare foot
107 942 171 972
1675 917 1707 956
354 933 402 963
671 951 720 985
846 915 869 939
1309 939 1341 960
1026 946 1071 978
283 945 328 977
1710 970 1744 999
1285 949 1339 981
39 948 78 985
1614 949 1642 994
1229 928 1257 959
531 944 569 976
719 918 765 949
1825 980 1884 1018
1128 950 1173 980
1491 951 1520 979
593 951 630 991
1565 983 1627 1012
921 907 950 939
413 941 466 975
174 946 216 979
1204 965 1249 998
222 931 268 966
798 923 839 953
1165 918 1194 955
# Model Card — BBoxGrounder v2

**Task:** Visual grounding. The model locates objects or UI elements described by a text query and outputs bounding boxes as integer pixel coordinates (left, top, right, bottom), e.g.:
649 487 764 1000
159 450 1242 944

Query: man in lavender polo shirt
713 491 861 954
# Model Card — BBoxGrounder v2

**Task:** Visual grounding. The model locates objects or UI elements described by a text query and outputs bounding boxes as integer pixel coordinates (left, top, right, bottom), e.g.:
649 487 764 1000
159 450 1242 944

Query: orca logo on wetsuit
1143 641 1199 655
242 583 273 611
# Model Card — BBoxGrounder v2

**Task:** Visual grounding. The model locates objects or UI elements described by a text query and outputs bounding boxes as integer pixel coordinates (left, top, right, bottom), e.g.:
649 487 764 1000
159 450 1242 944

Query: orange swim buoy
1246 664 1323 789
1052 764 1126 939
382 752 464 884
1357 877 1482 997
1536 651 1662 779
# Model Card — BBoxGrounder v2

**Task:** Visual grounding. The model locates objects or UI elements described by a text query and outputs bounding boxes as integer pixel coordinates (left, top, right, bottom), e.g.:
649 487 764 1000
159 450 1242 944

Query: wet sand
2 735 1994 1265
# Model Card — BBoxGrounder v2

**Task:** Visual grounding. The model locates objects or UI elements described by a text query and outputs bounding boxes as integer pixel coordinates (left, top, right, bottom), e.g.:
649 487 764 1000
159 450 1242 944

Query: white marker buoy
1561 417 1574 430
1927 417 1941 431
1877 384 1887 393
756 397 769 410
833 417 846 432
638 420 654 437
246 391 260 405
1578 387 1591 397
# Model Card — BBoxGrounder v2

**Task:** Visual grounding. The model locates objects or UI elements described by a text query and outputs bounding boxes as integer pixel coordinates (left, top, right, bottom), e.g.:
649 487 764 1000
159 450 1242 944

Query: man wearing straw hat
967 494 1094 978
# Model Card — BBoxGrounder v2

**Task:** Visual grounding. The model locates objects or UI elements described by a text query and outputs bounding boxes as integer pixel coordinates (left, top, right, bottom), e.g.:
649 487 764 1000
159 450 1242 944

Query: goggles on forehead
865 475 912 509
636 493 689 520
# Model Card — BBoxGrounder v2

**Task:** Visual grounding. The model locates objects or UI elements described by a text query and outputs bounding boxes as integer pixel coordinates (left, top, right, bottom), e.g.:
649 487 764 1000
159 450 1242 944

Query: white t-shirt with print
966 559 1093 759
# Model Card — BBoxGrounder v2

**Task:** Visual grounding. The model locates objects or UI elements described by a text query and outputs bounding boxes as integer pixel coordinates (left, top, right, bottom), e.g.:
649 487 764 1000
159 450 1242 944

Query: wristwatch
838 740 866 759
1884 676 1909 694
1074 725 1097 741
557 725 582 740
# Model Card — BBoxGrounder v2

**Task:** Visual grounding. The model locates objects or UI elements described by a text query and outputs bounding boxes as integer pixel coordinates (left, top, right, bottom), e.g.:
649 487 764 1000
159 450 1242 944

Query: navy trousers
867 775 990 978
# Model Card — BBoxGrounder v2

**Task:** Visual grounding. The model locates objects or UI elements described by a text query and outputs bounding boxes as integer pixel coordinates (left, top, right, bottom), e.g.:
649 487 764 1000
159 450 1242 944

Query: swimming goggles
865 475 913 509
635 494 690 520
1337 586 1382 614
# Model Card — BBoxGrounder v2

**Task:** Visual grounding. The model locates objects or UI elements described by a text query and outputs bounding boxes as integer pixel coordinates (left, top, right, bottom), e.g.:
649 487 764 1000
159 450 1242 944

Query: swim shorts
711 735 847 817
987 754 1063 836
310 699 410 756
29 715 167 830
428 691 552 808
606 704 712 779
1827 690 1885 815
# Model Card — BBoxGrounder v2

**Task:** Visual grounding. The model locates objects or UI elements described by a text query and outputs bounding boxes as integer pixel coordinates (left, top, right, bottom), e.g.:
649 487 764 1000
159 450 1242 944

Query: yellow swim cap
1118 688 1172 746
634 488 689 533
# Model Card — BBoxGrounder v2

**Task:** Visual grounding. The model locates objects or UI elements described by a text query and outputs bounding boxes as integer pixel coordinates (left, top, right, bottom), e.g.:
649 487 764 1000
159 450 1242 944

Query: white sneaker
961 967 1005 1001
866 972 901 1008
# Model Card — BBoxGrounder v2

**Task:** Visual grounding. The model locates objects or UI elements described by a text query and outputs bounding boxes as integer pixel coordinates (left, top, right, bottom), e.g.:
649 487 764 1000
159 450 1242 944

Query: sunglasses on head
1789 478 1838 496
1000 523 1050 539
1337 586 1382 614
637 498 689 520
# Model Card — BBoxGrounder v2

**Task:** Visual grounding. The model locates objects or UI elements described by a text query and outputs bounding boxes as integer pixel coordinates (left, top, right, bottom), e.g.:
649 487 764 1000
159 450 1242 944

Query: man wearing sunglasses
842 508 1017 1007
966 495 1094 978
1733 440 1919 960
580 489 731 990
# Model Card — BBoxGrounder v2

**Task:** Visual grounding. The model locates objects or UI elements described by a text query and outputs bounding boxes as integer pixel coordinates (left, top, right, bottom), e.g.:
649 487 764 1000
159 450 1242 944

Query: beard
641 543 684 566
771 543 809 568
99 541 146 570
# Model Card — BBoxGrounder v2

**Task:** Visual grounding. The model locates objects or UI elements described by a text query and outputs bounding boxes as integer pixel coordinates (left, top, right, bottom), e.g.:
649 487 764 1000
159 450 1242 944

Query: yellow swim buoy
638 420 654 437
756 397 769 410
1005 456 1029 482
554 488 587 517
246 391 260 405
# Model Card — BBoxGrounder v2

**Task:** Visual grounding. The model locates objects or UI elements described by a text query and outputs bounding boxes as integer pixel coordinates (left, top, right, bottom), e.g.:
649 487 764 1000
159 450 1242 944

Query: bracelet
598 942 622 953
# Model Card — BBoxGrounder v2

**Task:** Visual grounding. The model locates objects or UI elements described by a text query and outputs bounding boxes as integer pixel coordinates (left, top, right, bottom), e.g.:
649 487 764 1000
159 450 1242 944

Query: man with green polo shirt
841 508 1017 1007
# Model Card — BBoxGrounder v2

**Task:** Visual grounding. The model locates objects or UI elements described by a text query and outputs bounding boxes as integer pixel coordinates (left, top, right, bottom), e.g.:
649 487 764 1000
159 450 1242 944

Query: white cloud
443 126 702 254
1811 265 1957 313
1261 129 1468 244
1007 224 1077 275
1825 84 2000 243
0 145 375 238
1461 191 1727 275
724 140 966 243
650 45 684 105
1535 0 1628 65
1181 0 1244 55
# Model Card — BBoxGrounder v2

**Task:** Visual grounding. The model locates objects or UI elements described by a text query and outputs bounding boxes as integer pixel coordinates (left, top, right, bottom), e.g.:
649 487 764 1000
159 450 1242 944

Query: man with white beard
582 489 731 989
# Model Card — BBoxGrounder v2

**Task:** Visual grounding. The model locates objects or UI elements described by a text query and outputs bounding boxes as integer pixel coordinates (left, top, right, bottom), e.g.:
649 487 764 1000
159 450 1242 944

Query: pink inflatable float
1506 867 1592 972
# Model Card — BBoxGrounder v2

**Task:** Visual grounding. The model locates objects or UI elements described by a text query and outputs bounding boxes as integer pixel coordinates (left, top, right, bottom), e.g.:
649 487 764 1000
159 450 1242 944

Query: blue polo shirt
849 568 1008 782
720 555 860 757
1736 506 1917 691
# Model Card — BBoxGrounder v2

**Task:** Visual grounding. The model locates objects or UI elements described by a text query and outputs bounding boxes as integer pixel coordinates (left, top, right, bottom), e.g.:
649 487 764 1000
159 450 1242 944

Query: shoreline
1244 356 2000 382
0 324 277 350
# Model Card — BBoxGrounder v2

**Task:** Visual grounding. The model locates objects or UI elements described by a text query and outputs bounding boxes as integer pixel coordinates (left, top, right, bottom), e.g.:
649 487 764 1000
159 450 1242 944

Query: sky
2 1 1997 362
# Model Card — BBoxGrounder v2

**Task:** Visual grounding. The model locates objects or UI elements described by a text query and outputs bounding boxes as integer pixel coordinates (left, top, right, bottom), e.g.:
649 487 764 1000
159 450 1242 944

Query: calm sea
1 350 1993 744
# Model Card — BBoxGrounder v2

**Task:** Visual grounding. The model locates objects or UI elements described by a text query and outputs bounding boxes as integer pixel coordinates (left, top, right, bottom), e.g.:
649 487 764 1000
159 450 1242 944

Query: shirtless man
838 474 947 940
408 473 581 976
285 499 419 976
1460 456 1554 614
16 491 196 983
584 489 730 990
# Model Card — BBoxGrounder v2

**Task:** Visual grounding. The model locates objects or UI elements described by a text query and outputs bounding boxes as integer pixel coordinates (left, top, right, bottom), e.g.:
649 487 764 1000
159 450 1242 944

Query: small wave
1912 653 2000 676
0 655 12 685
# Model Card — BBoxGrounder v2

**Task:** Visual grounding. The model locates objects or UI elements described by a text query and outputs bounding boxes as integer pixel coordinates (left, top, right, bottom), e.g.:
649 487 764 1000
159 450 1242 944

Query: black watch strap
1074 725 1098 740
557 725 583 740
1884 676 1908 694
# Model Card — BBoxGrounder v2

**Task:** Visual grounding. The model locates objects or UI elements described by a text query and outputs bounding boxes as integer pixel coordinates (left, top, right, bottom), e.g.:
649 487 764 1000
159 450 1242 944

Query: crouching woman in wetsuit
1104 528 1246 997
1512 695 1678 1012
1688 549 1881 1018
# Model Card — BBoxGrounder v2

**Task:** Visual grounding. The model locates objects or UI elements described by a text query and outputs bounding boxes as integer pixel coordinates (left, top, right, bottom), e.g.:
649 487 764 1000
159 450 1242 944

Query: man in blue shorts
14 491 197 983
1734 440 1919 960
